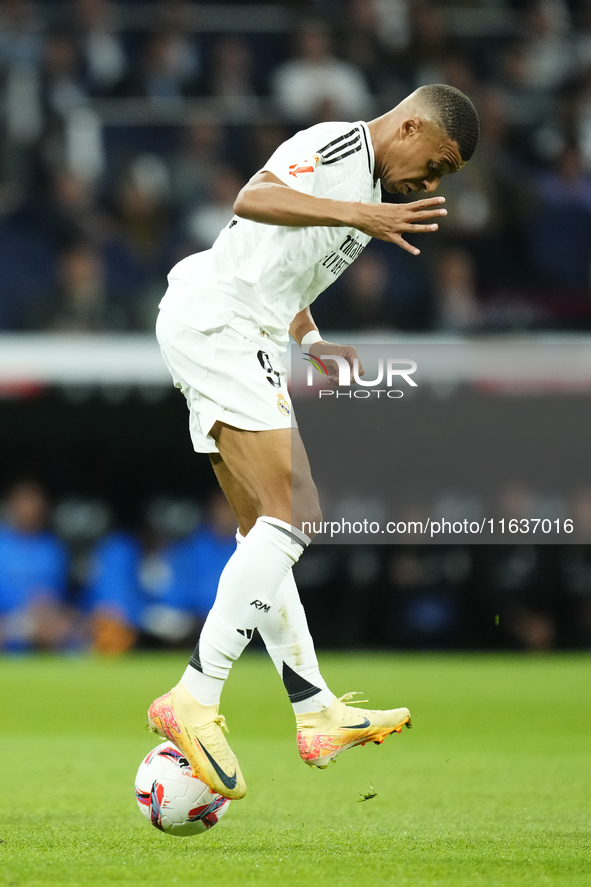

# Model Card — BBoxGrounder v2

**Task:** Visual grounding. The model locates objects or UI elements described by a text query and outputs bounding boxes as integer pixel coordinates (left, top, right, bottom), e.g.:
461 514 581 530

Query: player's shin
232 531 335 714
181 517 309 706
257 568 335 713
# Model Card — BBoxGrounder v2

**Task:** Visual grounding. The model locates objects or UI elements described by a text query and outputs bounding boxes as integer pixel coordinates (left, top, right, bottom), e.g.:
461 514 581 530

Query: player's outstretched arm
234 171 447 255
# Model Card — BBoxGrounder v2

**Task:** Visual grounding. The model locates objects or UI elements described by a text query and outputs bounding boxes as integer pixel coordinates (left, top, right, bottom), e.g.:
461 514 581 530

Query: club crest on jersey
277 394 291 416
289 155 320 177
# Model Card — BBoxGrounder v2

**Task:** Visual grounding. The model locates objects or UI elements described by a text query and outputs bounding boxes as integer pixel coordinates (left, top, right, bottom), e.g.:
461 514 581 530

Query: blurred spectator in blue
526 143 591 299
0 480 71 652
72 0 127 97
272 20 371 123
165 489 237 627
83 531 143 653
84 520 184 654
384 546 471 649
83 496 203 652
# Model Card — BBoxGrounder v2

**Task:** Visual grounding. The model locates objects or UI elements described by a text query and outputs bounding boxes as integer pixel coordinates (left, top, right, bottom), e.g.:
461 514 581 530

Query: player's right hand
353 197 447 255
308 340 363 386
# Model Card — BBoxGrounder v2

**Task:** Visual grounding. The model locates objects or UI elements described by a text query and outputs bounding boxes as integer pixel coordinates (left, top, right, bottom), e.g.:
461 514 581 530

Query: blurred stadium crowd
2 479 591 654
2 0 591 333
0 479 238 653
2 0 591 656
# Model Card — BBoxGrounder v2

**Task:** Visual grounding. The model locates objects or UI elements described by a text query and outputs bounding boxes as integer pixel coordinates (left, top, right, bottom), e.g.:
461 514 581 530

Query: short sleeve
44 537 69 597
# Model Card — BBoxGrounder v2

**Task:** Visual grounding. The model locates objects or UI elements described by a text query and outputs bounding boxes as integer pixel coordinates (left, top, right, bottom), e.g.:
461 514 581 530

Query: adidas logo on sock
236 628 254 639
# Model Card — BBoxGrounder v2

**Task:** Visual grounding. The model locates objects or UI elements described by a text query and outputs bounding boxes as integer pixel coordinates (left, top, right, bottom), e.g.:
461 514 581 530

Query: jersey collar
358 121 375 180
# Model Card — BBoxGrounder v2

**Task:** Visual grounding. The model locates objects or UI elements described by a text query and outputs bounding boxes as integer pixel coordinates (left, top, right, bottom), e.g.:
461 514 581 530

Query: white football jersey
159 120 381 350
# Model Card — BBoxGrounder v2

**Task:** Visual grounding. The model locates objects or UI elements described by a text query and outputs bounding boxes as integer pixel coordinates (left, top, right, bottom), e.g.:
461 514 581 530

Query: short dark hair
418 84 480 162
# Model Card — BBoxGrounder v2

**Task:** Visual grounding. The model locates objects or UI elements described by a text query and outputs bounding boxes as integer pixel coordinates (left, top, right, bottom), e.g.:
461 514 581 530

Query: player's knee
307 500 323 528
293 497 322 538
291 471 321 519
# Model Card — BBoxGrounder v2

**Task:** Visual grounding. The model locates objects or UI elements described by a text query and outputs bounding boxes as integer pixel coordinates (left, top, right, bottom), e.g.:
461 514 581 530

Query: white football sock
181 665 224 707
257 568 335 713
238 531 335 714
181 517 308 706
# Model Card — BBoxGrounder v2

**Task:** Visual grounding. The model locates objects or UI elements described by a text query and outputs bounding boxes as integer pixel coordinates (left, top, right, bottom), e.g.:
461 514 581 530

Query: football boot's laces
339 692 369 705
213 714 229 733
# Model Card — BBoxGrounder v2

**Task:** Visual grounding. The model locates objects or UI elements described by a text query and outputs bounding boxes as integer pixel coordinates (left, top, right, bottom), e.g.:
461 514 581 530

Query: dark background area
1 0 591 655
1 385 590 653
296 384 591 540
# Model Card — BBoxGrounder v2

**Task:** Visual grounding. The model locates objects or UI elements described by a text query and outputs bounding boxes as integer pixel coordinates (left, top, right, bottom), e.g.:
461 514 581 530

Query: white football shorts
155 310 295 454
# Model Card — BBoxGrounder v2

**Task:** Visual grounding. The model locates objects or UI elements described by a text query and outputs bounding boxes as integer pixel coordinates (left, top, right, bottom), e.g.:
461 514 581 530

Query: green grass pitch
1 652 590 887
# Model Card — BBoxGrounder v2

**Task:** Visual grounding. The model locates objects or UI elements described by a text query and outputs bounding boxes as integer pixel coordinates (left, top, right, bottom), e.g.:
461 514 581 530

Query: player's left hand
308 341 364 386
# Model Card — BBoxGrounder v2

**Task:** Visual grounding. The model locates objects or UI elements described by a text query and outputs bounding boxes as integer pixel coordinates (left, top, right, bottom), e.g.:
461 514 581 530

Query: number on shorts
257 350 281 389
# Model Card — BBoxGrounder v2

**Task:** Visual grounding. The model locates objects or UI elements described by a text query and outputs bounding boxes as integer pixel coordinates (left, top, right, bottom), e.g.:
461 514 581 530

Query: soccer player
149 85 479 799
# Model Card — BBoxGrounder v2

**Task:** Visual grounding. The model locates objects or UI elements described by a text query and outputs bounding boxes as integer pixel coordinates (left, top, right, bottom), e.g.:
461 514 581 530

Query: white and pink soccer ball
135 741 231 836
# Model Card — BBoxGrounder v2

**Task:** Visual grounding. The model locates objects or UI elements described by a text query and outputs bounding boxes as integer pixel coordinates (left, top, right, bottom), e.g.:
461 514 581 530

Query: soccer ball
135 741 231 836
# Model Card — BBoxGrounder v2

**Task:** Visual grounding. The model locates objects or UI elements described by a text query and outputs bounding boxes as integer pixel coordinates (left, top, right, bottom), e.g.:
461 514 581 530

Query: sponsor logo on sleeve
289 155 320 177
